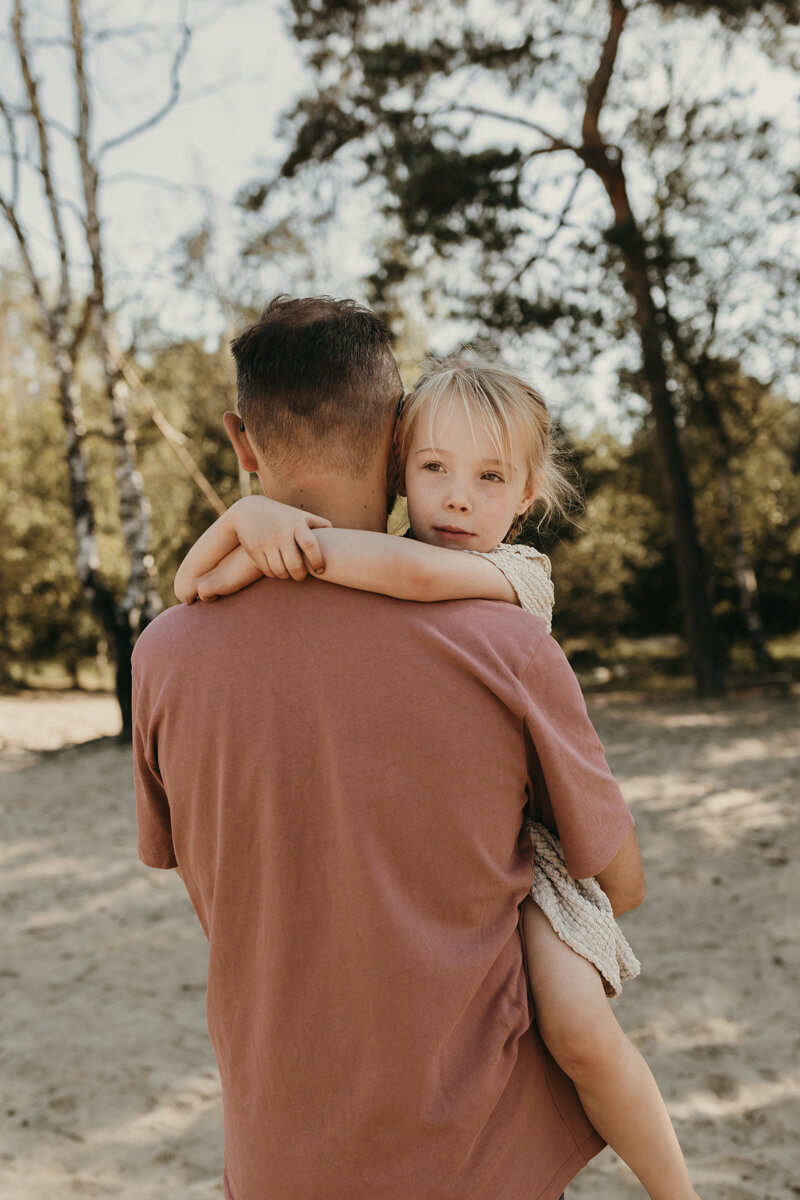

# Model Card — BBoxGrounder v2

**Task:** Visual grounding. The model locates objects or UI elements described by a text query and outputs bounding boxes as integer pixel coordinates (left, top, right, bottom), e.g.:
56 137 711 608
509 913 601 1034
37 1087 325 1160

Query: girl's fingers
266 547 289 579
196 579 220 601
282 543 309 581
196 570 232 599
296 528 325 575
305 513 332 529
245 551 271 579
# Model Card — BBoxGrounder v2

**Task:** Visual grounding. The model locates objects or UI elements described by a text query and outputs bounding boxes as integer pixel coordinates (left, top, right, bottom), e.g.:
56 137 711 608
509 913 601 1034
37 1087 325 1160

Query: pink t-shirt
133 578 633 1200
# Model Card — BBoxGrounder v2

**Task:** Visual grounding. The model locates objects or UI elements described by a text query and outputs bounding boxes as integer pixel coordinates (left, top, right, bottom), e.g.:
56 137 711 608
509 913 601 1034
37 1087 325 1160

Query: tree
639 68 800 671
0 0 193 732
0 273 102 684
0 268 237 686
254 0 800 694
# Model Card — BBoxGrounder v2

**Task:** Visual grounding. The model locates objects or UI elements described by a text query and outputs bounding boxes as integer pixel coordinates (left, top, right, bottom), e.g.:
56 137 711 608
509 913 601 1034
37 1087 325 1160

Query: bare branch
70 0 104 319
12 0 71 322
69 291 94 357
0 191 53 335
98 2 192 158
87 21 187 44
118 357 227 518
507 169 586 288
35 112 76 144
443 103 576 152
103 170 213 199
0 97 21 207
525 143 577 160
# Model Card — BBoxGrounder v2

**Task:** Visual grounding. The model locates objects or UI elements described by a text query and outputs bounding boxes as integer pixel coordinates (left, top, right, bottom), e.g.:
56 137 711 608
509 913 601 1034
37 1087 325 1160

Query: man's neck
258 469 389 533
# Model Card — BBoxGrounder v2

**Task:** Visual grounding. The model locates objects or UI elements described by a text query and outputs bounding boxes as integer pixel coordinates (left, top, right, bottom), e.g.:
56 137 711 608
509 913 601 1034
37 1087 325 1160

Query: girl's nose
446 490 471 513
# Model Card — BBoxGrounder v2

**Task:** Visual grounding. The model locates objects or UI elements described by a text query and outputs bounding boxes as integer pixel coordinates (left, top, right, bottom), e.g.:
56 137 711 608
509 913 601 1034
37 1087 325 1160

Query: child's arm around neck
313 527 520 604
175 494 528 607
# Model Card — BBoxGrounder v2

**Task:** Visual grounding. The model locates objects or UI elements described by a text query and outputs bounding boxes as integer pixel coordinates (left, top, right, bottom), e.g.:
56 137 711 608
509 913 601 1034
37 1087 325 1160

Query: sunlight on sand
2 690 798 1199
670 1076 800 1121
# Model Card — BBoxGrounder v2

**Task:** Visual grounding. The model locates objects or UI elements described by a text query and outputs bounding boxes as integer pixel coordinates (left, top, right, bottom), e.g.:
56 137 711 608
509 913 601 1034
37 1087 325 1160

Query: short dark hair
230 295 403 478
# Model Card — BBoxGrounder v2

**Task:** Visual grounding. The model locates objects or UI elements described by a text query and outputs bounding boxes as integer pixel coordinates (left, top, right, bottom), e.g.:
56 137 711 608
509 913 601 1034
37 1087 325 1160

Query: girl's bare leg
522 899 700 1200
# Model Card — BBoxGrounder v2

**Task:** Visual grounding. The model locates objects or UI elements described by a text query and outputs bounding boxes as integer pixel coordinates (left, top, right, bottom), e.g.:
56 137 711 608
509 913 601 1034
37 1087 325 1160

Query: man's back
134 578 632 1200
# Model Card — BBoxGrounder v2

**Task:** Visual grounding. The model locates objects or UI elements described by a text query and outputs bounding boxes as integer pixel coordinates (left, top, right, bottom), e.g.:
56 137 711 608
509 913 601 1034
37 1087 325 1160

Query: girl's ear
515 478 538 516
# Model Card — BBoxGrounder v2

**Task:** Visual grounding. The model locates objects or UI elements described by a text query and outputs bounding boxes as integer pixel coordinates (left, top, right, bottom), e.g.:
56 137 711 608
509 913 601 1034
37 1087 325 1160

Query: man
133 295 643 1200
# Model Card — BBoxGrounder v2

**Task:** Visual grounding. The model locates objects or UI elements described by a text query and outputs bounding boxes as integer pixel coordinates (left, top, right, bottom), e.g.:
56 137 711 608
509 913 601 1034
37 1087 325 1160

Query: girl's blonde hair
397 356 580 539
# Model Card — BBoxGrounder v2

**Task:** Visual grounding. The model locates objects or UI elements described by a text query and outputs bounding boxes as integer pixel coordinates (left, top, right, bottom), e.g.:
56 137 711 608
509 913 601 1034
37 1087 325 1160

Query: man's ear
223 411 259 474
392 398 407 496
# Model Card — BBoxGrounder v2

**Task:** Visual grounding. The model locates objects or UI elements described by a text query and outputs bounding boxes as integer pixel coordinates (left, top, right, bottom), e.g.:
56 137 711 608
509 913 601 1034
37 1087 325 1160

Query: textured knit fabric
528 821 641 997
133 580 635 1200
468 543 555 631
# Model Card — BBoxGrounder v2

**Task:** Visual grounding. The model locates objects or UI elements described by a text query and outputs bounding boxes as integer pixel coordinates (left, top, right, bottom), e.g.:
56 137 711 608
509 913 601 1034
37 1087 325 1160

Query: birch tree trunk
53 338 138 729
70 0 161 636
1 0 193 735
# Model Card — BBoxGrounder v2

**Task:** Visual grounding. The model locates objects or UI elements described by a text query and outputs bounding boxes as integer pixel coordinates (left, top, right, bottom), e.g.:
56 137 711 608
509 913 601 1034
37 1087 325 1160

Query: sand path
1 689 798 1198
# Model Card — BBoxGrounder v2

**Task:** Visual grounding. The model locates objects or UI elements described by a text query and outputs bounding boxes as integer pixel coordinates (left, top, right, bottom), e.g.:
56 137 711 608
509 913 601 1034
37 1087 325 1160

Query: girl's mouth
435 526 475 540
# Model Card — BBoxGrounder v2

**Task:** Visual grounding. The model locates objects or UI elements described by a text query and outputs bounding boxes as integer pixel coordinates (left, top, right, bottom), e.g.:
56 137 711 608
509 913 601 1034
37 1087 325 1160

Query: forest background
1 0 799 733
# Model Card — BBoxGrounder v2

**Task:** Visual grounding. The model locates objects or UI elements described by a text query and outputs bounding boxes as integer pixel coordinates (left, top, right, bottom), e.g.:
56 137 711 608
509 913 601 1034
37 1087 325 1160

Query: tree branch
70 0 104 319
69 291 95 357
582 0 628 149
0 190 53 336
98 2 192 158
0 96 21 208
103 170 214 199
118 357 227 518
12 0 71 322
507 169 586 288
442 104 576 153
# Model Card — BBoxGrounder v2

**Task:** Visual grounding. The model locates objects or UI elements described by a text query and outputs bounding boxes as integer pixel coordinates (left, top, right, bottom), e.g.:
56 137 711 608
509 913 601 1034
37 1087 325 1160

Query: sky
0 1 312 335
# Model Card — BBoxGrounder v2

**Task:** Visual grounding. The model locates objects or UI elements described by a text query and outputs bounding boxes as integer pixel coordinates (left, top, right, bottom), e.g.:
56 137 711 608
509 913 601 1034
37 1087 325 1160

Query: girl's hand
185 545 263 603
231 495 332 581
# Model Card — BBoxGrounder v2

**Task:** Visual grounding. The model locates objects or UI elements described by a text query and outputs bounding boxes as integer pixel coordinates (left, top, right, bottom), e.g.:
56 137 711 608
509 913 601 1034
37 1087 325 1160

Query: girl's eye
482 472 504 483
422 462 443 472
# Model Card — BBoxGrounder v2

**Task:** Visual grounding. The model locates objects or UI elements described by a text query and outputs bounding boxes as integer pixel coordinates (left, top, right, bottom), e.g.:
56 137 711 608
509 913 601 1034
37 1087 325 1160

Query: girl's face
403 397 536 553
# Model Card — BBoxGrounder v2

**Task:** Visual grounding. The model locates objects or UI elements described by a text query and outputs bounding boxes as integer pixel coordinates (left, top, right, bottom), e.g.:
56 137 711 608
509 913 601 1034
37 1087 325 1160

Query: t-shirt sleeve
132 658 177 870
520 635 633 879
467 544 554 630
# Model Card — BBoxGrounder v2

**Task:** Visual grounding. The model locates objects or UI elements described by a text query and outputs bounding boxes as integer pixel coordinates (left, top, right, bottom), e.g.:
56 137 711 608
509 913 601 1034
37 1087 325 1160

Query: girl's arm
190 522 521 606
174 496 331 603
182 494 550 612
315 529 521 603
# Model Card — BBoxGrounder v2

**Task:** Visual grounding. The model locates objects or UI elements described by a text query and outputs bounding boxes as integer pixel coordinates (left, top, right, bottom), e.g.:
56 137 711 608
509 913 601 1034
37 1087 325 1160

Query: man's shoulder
132 600 198 667
404 595 552 673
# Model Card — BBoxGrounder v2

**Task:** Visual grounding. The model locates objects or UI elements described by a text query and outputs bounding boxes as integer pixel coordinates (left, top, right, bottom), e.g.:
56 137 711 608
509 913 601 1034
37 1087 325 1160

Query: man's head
228 296 403 487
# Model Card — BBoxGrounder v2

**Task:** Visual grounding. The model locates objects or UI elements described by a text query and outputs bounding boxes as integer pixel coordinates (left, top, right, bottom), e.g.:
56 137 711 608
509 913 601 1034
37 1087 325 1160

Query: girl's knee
536 993 623 1081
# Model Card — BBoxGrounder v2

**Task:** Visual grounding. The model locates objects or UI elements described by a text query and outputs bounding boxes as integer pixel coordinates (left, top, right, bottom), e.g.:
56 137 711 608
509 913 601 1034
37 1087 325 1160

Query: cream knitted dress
468 543 641 998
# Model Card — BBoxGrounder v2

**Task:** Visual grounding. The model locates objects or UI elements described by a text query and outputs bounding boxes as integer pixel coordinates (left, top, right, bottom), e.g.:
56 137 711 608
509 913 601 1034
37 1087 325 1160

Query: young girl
175 358 700 1200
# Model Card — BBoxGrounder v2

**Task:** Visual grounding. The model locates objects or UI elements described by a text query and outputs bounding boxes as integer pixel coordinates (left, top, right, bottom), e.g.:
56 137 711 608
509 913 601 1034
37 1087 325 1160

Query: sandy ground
1 687 798 1199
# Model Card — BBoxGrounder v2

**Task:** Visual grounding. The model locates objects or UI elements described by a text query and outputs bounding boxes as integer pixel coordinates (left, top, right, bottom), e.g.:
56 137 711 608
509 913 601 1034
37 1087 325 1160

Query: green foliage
2 270 797 680
545 380 800 644
546 432 679 639
136 339 241 609
682 370 800 636
0 282 100 681
0 277 242 681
